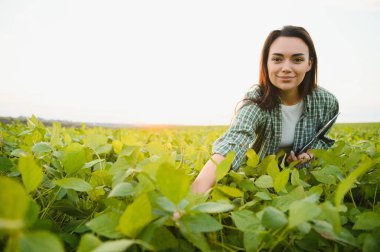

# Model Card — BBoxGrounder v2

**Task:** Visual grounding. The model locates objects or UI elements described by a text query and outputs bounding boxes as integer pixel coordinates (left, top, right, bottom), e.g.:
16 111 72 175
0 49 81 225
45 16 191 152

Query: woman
192 25 339 194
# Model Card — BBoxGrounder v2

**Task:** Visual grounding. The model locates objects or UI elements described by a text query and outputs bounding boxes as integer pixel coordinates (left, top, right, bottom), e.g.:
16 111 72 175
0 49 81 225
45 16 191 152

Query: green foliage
0 118 379 251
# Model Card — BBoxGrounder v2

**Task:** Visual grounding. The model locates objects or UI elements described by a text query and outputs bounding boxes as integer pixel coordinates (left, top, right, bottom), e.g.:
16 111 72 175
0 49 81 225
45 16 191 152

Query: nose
281 60 292 73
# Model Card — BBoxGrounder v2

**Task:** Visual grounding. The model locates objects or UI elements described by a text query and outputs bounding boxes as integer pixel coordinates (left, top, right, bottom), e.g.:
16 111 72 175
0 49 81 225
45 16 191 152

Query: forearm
191 153 226 194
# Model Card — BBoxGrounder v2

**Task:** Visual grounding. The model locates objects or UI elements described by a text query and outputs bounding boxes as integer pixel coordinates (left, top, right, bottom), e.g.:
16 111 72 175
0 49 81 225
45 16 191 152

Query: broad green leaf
179 226 210 252
254 175 273 188
108 182 134 198
246 149 259 167
118 193 153 238
335 159 375 206
0 157 13 172
353 212 380 230
274 169 290 193
155 196 177 212
231 210 261 231
32 142 53 154
18 230 64 252
311 165 342 185
156 162 190 204
0 176 29 230
267 159 280 180
77 233 102 252
191 202 234 213
92 240 136 252
23 200 40 229
244 230 265 251
134 173 155 196
85 134 108 149
261 206 288 229
18 155 43 192
320 201 341 233
86 212 123 238
215 151 234 182
54 178 92 192
179 213 222 233
288 201 321 228
216 185 243 198
291 168 300 186
112 140 123 154
313 220 359 247
254 191 272 201
150 226 179 251
61 143 86 175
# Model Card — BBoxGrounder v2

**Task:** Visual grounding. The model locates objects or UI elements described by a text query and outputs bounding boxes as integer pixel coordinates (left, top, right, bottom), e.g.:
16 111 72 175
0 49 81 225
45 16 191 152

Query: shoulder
245 84 263 100
310 86 339 107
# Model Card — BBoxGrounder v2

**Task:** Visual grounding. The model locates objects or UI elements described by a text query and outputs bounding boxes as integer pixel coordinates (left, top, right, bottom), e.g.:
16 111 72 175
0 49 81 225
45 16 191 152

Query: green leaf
261 206 288 229
216 185 243 198
92 240 137 252
23 200 40 228
254 191 272 201
179 213 222 233
32 142 53 154
0 176 29 230
313 220 359 247
18 230 64 252
267 159 280 180
254 175 273 188
77 233 102 252
288 200 321 228
86 211 123 238
0 157 13 172
335 159 375 206
320 201 341 234
291 168 300 186
311 165 342 185
156 162 190 204
61 143 86 175
54 178 92 192
85 134 108 150
191 202 234 213
231 210 261 231
246 149 259 167
83 159 105 169
179 226 210 252
215 151 234 182
18 155 43 193
155 196 177 212
118 193 153 238
274 169 290 193
108 182 134 198
353 212 380 230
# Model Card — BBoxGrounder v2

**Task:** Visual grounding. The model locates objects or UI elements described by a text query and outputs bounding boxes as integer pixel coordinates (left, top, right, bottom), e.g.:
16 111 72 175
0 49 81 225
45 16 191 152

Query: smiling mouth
277 76 295 79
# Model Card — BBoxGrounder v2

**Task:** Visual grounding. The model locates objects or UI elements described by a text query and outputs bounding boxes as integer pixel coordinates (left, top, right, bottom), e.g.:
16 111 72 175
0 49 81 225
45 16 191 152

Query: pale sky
1 0 379 125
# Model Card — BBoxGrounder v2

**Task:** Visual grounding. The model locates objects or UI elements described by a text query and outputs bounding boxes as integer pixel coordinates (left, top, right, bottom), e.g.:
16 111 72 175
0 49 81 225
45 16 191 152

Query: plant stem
373 183 378 211
349 190 357 208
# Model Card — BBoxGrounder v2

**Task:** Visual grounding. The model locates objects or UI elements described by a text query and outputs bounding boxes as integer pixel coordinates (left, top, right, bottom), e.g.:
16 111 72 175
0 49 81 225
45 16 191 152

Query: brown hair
238 25 318 112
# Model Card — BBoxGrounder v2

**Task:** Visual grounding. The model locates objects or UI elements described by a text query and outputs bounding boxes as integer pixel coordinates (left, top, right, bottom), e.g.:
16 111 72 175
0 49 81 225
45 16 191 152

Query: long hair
239 25 318 112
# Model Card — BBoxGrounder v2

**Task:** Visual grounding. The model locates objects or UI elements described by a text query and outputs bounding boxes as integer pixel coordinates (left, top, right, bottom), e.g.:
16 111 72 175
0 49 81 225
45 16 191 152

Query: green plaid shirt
212 86 339 171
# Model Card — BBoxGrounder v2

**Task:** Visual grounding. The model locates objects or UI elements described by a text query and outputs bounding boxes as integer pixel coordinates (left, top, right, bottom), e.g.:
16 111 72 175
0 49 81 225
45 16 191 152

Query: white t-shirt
279 100 304 148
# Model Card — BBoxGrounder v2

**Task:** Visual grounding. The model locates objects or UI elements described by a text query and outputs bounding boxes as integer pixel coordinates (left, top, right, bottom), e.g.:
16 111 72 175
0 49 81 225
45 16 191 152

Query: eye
271 57 282 62
293 58 305 63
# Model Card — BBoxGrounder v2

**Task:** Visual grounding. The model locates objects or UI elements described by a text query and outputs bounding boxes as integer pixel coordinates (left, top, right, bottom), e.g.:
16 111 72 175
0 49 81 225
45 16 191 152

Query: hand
286 150 313 165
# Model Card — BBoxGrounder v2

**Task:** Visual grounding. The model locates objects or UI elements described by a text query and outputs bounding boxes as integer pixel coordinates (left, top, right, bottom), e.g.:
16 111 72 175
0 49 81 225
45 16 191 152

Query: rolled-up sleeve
212 104 261 171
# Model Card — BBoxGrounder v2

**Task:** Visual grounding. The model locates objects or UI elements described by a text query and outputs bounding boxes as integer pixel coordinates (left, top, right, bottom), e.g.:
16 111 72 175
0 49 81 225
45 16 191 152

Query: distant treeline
0 116 137 129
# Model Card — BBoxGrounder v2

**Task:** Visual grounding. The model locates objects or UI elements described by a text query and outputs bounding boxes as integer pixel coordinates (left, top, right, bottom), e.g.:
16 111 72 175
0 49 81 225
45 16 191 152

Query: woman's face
267 36 312 94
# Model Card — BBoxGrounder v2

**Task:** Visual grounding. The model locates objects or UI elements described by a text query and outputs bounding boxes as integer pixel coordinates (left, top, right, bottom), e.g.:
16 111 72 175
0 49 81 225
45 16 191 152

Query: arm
191 153 225 194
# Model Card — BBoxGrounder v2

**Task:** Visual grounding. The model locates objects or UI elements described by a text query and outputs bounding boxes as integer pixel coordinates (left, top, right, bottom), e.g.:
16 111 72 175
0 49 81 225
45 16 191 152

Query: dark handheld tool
295 112 340 156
